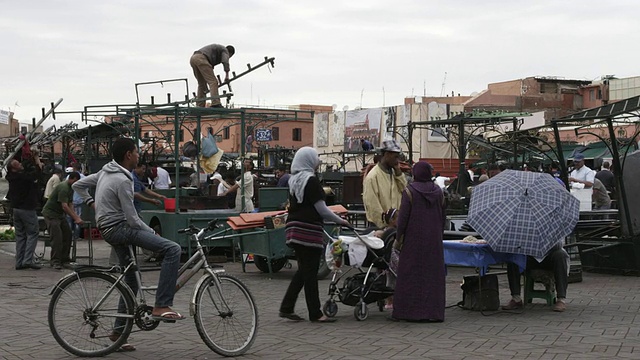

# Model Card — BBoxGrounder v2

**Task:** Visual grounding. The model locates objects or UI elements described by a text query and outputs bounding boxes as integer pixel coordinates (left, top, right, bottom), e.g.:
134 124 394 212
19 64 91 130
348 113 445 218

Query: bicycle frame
131 226 227 306
51 225 227 316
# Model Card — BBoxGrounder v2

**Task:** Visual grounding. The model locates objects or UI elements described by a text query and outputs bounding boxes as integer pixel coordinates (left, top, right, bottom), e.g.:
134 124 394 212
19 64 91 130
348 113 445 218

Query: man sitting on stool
502 243 569 312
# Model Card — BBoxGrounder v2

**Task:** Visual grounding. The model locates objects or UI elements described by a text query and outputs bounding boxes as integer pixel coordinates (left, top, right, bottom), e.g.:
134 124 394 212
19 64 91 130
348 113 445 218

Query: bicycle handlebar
178 219 221 235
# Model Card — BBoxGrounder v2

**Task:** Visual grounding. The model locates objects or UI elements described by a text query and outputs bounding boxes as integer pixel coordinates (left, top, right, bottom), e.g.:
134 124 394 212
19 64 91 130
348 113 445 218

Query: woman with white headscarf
279 147 350 323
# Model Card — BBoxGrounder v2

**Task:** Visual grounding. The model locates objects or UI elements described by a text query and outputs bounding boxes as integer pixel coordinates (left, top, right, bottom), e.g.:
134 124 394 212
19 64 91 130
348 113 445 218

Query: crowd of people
7 133 614 330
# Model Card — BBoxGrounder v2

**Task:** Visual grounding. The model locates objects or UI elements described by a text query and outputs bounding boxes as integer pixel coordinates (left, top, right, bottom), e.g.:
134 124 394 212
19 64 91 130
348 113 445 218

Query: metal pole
174 106 180 213
458 117 468 197
512 118 518 168
240 111 246 212
552 122 569 190
408 121 414 164
606 118 633 236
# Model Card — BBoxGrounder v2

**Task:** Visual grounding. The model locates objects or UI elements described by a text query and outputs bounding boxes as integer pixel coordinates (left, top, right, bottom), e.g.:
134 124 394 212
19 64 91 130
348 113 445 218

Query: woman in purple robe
391 161 446 322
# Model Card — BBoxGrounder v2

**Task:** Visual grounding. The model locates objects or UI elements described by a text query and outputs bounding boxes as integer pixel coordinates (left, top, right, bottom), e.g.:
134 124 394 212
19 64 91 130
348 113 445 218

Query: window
223 127 230 139
540 83 558 94
292 128 302 141
589 89 595 101
271 127 279 141
179 129 184 142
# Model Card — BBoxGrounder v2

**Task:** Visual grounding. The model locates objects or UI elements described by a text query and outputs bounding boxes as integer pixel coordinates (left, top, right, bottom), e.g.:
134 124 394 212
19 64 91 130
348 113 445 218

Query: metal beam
2 98 63 169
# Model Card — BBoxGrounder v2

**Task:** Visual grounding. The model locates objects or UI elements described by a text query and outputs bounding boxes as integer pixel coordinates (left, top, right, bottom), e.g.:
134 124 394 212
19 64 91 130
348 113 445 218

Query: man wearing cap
43 172 84 269
569 153 594 188
363 140 407 228
190 43 235 108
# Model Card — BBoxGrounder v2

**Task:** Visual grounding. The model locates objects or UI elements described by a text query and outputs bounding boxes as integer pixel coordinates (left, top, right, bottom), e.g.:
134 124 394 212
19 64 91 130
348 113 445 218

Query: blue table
443 240 527 276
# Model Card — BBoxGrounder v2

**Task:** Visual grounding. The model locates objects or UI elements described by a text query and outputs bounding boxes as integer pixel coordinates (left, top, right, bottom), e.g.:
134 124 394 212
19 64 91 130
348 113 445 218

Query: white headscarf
289 147 320 203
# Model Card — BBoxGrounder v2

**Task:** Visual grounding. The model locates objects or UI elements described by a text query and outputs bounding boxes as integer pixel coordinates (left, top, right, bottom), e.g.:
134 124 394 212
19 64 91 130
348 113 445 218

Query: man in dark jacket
595 161 615 197
190 43 235 107
6 153 43 270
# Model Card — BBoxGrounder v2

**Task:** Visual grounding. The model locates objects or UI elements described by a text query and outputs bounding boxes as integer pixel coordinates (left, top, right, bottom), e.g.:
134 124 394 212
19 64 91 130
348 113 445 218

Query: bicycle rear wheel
194 273 258 357
48 271 135 357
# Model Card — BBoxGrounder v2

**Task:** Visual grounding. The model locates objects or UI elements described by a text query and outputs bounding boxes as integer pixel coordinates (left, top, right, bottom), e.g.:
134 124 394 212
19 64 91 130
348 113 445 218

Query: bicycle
47 219 258 357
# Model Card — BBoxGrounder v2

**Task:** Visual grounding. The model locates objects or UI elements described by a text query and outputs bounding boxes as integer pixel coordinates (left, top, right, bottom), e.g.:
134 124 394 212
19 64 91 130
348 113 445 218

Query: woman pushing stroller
279 147 351 323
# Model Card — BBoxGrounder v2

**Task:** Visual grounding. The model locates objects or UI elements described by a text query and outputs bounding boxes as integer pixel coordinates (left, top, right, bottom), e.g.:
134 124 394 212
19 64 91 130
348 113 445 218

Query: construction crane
440 72 447 97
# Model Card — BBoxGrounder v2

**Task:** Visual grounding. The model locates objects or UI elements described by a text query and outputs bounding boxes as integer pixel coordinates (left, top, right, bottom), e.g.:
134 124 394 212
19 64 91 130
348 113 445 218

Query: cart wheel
254 256 287 273
323 300 338 318
354 301 368 321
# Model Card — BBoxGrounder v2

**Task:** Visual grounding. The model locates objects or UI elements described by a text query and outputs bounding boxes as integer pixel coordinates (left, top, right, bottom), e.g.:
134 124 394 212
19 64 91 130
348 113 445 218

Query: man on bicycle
73 138 184 347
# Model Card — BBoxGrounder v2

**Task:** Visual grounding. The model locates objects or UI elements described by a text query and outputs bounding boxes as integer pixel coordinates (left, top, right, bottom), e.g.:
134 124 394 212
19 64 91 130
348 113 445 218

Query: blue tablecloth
443 240 527 276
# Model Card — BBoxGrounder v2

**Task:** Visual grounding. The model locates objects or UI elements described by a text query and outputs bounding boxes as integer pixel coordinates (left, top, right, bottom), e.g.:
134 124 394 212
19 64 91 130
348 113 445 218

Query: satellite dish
332 104 338 111
470 91 479 97
414 96 422 103
342 105 349 111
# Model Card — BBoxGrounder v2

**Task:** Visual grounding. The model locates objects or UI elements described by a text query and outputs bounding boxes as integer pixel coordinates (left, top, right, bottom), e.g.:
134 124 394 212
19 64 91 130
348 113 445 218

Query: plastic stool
524 269 556 305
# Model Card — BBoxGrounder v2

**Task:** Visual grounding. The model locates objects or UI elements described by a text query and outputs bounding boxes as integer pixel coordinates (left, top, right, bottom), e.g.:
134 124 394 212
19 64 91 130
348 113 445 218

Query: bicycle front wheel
48 271 135 357
194 273 258 357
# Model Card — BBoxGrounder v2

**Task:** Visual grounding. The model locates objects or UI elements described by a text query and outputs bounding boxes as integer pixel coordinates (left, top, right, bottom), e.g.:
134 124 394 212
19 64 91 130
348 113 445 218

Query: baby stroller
322 229 396 321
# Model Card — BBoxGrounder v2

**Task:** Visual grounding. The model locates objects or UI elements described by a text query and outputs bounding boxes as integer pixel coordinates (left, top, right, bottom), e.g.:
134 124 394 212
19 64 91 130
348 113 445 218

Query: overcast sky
2 0 639 129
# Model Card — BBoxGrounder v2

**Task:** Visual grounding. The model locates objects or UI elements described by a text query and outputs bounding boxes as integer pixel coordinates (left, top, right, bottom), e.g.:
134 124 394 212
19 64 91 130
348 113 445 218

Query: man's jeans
104 224 181 308
13 208 39 267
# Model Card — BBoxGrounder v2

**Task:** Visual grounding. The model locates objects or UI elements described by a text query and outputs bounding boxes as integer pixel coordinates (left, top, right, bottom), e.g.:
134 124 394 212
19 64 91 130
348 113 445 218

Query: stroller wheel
354 301 368 321
323 300 338 318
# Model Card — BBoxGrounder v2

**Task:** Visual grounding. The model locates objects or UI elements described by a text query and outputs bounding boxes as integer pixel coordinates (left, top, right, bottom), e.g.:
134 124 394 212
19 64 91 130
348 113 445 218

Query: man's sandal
109 333 136 352
116 343 136 352
151 311 186 323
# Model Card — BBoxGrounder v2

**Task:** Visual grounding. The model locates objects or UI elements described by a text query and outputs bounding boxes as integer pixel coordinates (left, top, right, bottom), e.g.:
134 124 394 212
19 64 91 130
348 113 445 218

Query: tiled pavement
1 239 640 359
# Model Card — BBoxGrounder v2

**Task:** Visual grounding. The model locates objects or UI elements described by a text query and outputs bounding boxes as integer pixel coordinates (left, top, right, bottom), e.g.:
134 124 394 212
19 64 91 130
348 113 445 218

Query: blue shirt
277 173 290 187
361 140 374 151
132 171 146 213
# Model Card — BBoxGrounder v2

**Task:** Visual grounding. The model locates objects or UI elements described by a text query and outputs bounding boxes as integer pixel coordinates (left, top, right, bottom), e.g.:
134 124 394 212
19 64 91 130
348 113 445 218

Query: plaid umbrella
467 170 580 260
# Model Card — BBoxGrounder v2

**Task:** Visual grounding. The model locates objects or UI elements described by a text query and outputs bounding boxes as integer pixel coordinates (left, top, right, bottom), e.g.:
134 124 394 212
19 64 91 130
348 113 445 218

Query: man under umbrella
502 244 570 312
467 170 579 313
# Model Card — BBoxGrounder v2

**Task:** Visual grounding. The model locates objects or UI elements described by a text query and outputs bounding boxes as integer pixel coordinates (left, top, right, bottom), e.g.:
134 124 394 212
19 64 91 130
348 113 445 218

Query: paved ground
1 238 640 360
